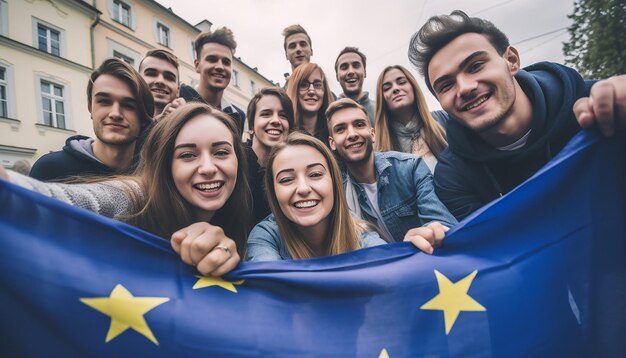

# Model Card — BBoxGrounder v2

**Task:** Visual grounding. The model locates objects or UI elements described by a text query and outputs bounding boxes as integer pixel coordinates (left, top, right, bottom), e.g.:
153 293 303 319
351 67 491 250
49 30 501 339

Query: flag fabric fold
1 130 624 357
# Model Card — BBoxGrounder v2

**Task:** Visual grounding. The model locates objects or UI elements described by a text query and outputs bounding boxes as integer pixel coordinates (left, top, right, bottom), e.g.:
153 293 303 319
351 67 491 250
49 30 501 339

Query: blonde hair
264 132 361 259
374 65 447 156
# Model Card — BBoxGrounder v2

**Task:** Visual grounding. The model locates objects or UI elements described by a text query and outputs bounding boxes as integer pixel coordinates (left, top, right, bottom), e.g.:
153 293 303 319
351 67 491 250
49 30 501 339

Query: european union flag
0 130 624 356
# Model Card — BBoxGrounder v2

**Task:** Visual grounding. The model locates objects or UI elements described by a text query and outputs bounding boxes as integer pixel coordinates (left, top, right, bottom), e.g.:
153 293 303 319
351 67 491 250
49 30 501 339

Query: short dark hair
409 10 510 94
334 46 367 73
282 24 312 51
246 87 295 132
325 98 368 125
87 58 154 127
194 27 237 59
139 49 180 72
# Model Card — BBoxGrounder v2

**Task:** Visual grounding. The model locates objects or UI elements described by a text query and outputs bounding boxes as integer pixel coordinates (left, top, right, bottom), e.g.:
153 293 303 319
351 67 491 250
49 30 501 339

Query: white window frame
31 18 65 58
106 38 140 69
113 50 134 66
38 79 67 130
233 69 240 88
0 62 16 119
107 0 136 30
0 0 8 36
156 23 170 47
250 80 257 95
152 17 175 49
188 38 196 62
112 0 131 27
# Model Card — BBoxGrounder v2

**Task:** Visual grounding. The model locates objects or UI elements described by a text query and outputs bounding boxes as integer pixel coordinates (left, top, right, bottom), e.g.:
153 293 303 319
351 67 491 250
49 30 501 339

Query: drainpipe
89 11 100 69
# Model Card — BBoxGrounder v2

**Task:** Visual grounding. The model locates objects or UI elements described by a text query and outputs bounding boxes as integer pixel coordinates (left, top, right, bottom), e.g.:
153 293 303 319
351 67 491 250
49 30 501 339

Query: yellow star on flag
379 348 390 358
420 270 486 335
80 284 169 345
193 275 245 293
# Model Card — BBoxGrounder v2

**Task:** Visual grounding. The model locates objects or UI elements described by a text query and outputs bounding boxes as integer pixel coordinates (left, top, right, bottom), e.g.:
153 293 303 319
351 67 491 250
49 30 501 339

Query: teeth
464 95 489 110
347 143 363 149
195 182 222 191
295 200 318 208
266 129 282 135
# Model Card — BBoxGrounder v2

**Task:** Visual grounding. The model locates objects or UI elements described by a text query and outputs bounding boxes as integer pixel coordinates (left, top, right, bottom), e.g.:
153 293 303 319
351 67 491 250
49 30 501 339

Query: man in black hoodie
30 58 154 181
179 27 245 134
409 10 625 221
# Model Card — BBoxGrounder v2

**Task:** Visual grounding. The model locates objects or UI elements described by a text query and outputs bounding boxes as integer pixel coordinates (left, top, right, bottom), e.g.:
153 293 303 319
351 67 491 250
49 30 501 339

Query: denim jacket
345 151 457 242
247 215 386 261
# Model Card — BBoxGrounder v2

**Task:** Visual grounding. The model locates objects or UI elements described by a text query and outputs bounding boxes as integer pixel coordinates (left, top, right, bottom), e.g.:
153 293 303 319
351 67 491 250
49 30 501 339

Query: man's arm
434 152 486 221
574 74 626 136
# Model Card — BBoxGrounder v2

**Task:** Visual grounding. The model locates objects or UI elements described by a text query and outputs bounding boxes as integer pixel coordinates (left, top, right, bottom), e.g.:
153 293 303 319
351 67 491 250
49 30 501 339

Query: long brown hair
374 65 447 156
286 63 334 141
130 103 251 257
264 132 361 259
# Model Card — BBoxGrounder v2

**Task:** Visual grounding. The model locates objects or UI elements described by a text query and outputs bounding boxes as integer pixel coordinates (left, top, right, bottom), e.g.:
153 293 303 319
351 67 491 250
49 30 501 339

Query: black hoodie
434 62 595 220
30 135 132 181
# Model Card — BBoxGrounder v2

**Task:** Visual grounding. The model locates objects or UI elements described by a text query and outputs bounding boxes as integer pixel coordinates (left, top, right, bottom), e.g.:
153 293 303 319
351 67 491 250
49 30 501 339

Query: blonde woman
375 65 447 172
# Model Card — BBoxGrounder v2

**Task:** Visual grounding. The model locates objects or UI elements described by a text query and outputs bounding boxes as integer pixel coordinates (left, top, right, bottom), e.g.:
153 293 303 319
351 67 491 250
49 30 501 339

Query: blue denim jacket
345 151 458 242
247 215 386 261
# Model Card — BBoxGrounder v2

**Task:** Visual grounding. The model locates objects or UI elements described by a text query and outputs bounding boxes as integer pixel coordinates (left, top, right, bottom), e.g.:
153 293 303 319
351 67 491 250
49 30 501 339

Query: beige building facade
0 0 276 170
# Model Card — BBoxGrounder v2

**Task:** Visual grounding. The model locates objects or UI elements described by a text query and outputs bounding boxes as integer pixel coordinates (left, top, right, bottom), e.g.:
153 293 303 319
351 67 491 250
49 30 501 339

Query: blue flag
0 130 624 357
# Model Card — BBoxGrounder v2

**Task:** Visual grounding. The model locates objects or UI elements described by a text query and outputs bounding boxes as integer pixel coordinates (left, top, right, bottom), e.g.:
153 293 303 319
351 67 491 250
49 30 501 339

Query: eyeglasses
298 80 324 92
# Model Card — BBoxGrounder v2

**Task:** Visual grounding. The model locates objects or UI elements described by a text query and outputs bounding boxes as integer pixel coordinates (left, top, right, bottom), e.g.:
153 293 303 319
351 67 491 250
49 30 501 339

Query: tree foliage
563 0 626 78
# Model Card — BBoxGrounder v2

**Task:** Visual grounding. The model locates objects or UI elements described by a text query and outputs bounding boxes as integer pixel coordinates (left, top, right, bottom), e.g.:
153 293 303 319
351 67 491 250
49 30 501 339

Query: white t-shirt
360 182 394 241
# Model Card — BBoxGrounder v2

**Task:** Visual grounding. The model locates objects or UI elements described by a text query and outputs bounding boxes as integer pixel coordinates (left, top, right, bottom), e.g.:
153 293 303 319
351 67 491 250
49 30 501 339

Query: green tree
563 0 626 78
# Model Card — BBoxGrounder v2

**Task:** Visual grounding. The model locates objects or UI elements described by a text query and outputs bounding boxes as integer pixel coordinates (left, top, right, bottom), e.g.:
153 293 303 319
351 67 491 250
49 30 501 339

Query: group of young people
1 11 624 277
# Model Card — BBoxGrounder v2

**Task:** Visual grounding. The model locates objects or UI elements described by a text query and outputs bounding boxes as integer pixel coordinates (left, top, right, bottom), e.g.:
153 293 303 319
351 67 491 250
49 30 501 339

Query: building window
156 23 170 47
37 24 60 56
112 0 131 27
250 80 257 95
189 39 196 62
40 80 66 129
107 39 140 69
0 67 7 118
113 51 134 66
233 70 240 87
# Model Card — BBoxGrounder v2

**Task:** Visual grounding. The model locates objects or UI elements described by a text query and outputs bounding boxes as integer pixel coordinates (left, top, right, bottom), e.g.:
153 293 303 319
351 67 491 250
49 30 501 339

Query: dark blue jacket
435 62 595 221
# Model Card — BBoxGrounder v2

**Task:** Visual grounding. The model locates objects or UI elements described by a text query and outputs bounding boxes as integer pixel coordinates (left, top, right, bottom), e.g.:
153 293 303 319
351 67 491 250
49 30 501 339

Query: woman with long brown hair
247 133 385 261
375 65 448 173
1 103 251 275
286 63 334 144
245 87 295 225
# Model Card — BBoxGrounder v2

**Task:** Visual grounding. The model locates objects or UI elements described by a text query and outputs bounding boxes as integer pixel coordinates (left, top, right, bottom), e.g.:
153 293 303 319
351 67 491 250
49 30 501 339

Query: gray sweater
7 171 142 220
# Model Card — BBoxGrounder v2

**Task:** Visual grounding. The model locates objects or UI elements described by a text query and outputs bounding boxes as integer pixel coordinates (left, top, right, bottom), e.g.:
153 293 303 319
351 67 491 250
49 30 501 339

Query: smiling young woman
245 87 295 224
246 132 386 261
375 65 448 173
286 63 334 145
1 103 251 275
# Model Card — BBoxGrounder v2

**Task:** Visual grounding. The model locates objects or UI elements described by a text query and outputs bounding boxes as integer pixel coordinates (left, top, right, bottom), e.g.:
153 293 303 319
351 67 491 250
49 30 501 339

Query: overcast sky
156 0 575 109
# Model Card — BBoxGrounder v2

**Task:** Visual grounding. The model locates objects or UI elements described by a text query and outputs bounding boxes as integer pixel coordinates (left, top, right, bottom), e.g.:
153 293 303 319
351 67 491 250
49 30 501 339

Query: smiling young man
179 27 245 133
326 98 457 252
30 58 154 181
335 47 375 127
409 10 626 221
139 49 186 121
281 24 313 89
